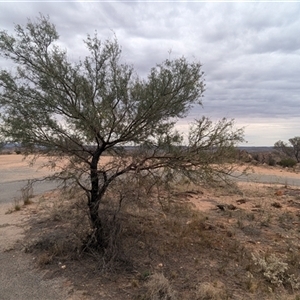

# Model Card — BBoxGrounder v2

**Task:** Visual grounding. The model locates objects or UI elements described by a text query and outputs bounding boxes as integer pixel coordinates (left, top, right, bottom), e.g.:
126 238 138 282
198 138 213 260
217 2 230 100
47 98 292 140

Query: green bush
278 158 297 168
268 158 276 166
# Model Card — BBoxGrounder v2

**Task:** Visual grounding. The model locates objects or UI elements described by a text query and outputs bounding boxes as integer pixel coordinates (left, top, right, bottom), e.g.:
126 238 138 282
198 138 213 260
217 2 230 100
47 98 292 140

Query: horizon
2 142 276 150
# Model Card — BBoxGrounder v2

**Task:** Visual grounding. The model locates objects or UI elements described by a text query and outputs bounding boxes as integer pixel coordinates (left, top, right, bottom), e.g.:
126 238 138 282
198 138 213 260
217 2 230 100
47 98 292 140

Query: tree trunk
88 153 107 250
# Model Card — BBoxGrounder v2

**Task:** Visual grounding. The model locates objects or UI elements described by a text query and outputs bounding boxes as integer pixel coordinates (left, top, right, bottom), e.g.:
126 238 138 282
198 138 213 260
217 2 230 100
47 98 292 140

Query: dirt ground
1 155 300 299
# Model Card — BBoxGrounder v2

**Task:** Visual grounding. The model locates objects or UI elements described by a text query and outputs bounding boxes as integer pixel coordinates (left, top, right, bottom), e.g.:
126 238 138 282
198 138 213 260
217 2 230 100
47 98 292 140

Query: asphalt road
0 179 60 204
232 171 300 187
0 170 75 299
1 167 300 206
0 155 62 204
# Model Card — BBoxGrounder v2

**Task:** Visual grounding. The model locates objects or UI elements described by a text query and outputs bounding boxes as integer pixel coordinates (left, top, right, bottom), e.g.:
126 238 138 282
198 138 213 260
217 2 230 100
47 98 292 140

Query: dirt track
0 155 83 300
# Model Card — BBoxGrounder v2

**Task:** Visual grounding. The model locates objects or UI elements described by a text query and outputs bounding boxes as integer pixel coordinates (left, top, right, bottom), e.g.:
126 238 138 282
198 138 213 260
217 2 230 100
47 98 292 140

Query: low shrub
251 252 300 290
268 157 277 166
196 281 229 300
278 158 297 168
145 273 176 300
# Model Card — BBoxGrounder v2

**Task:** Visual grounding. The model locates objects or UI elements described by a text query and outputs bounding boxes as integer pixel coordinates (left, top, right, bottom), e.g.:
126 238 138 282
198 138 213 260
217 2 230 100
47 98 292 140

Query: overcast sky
1 1 299 146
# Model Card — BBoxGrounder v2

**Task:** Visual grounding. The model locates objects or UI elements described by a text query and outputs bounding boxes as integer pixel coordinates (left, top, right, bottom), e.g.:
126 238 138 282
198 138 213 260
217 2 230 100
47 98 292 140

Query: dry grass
19 167 300 300
145 273 176 300
195 281 230 300
5 200 22 214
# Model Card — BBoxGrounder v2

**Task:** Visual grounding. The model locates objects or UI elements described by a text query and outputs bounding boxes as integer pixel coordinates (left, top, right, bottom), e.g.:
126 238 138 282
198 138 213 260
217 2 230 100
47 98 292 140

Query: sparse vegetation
251 252 300 290
195 281 229 300
21 180 34 205
145 273 176 300
6 200 22 213
274 137 300 163
278 158 297 168
19 176 300 299
14 203 21 211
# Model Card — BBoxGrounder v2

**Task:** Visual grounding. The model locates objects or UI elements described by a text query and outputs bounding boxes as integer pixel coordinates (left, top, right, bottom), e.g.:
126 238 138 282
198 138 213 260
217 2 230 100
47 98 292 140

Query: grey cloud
250 28 300 54
0 1 299 146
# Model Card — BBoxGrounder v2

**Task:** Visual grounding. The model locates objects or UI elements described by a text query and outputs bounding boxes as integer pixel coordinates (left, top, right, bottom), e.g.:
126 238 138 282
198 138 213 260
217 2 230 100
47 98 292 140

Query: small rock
271 202 282 208
137 241 145 249
216 204 226 211
227 204 237 210
236 199 247 204
226 231 233 237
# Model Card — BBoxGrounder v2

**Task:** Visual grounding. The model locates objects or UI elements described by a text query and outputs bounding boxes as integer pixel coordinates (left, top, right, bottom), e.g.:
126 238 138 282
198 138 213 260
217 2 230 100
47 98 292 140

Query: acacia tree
274 137 300 163
0 16 244 249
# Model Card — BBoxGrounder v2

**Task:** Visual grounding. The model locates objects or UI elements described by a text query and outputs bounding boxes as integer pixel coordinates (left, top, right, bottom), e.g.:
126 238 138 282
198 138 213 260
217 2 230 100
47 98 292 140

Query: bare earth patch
0 155 300 299
0 154 113 183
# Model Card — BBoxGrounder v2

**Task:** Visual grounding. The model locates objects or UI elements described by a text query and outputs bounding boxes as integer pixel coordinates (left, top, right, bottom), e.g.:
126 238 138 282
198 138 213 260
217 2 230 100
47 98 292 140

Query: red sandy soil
1 155 300 299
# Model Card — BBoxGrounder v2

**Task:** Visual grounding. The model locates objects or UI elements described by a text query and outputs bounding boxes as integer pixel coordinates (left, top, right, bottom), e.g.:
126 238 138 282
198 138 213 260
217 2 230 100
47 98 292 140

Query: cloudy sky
1 1 299 146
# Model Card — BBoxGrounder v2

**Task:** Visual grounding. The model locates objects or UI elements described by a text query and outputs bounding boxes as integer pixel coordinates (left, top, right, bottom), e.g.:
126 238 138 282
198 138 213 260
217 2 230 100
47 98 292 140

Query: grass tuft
145 273 176 300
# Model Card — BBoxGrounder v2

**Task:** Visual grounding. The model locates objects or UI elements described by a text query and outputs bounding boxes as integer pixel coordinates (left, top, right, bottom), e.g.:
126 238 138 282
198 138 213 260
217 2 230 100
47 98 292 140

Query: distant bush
278 158 297 168
268 157 277 166
274 137 300 163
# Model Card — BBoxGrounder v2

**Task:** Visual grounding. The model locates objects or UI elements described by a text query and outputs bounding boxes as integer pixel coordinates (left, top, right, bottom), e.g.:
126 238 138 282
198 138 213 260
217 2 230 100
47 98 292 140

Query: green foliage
0 15 244 249
268 157 276 166
252 252 288 286
14 204 21 211
0 15 203 151
278 158 297 168
252 252 300 289
0 134 5 151
274 137 300 163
